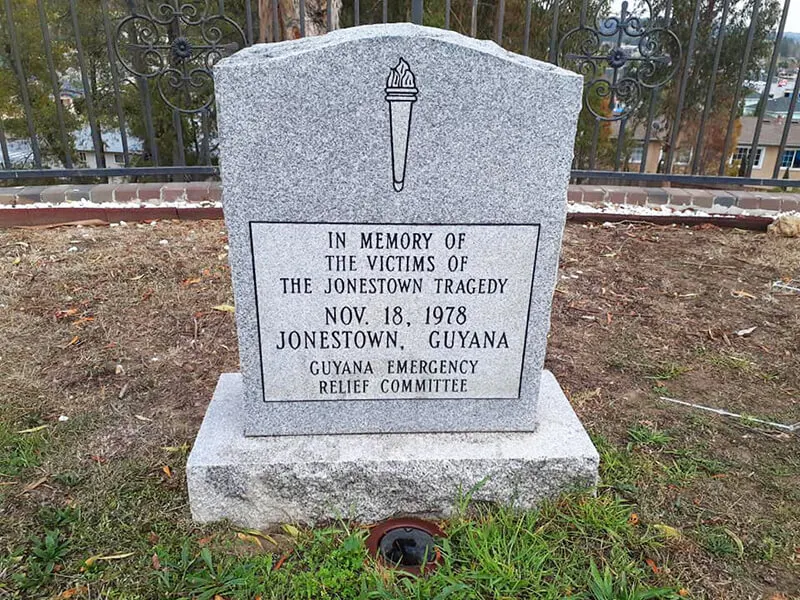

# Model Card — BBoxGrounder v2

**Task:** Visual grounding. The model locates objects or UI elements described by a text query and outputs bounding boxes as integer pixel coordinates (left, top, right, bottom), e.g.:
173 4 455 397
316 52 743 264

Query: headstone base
187 372 598 527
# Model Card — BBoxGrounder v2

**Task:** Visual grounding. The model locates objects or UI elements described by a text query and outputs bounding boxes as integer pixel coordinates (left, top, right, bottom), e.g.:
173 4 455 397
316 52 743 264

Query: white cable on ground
658 396 797 432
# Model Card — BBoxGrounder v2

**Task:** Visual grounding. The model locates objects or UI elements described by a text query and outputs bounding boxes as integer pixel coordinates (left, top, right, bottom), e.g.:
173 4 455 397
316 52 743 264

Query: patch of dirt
550 221 800 425
1 221 238 455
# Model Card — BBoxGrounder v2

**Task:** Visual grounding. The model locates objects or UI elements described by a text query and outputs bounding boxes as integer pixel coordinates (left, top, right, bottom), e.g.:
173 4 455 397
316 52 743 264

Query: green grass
704 352 752 371
1 433 684 599
0 421 48 481
627 426 672 449
644 363 691 382
693 526 743 559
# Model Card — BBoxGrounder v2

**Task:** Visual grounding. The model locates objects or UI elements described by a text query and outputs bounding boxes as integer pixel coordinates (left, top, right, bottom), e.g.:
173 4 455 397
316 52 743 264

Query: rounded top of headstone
215 23 580 83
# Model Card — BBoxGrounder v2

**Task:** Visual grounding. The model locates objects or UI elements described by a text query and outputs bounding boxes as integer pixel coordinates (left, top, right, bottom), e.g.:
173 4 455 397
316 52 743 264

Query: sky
605 0 800 34
787 0 800 33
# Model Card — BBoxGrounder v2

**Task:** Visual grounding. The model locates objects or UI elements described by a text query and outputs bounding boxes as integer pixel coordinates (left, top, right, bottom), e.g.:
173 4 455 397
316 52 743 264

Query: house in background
72 126 144 172
617 116 800 181
734 116 800 180
2 127 144 182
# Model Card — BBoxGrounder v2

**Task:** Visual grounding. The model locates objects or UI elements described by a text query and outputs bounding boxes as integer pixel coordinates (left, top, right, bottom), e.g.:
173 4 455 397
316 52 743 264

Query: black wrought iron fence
0 0 795 187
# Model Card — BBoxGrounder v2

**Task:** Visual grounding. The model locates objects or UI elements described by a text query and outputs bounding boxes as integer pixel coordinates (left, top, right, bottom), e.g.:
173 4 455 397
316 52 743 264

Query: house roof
738 116 800 147
613 116 800 149
73 127 144 154
5 139 34 166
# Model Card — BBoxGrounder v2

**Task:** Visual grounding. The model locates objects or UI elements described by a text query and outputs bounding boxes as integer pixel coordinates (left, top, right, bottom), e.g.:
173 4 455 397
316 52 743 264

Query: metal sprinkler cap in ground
366 517 445 574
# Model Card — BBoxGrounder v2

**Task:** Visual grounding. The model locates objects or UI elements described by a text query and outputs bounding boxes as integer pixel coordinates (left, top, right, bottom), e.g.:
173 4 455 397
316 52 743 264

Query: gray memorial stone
187 23 598 526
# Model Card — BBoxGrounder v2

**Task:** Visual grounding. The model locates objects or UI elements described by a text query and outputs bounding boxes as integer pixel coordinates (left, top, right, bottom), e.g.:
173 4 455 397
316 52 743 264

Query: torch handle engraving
385 59 417 192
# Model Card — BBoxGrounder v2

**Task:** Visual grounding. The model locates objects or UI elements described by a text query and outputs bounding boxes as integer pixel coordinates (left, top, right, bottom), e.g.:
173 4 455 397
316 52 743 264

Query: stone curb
0 181 221 208
0 182 793 227
0 206 223 227
567 184 800 215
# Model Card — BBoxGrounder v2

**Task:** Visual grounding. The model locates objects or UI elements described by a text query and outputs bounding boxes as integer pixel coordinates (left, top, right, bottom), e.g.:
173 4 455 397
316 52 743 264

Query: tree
0 0 79 166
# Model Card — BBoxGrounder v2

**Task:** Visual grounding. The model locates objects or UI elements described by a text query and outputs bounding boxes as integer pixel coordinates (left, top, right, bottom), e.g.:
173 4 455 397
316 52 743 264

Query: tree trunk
259 0 341 43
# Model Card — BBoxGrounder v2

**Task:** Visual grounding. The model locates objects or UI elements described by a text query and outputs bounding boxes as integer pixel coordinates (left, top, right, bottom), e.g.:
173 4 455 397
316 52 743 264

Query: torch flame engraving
385 58 418 192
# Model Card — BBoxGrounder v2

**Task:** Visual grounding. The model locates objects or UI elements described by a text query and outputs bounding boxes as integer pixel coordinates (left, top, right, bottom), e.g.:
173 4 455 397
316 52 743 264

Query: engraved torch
385 58 418 192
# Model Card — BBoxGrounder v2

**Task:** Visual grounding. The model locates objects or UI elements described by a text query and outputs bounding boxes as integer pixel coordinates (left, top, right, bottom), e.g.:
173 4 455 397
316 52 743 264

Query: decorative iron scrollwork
558 0 681 121
115 1 245 114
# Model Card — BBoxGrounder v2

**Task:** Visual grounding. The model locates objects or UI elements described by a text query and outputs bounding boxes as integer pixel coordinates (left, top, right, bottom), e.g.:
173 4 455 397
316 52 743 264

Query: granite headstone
187 24 598 526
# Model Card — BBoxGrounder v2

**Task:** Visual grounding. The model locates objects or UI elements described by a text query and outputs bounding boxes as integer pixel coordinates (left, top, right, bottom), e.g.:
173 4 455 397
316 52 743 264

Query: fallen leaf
162 465 172 478
212 304 235 313
237 532 264 549
58 587 88 599
16 424 48 434
161 444 190 453
652 524 681 539
197 535 213 546
679 589 689 597
273 553 289 571
83 552 134 568
67 335 80 347
235 528 278 546
134 415 153 422
628 513 639 526
731 289 756 299
148 532 159 545
723 528 744 557
151 553 161 570
55 308 79 319
12 256 21 265
735 326 757 337
21 476 48 494
182 277 202 286
645 558 660 574
90 455 107 464
281 524 301 538
72 317 95 327
141 289 154 301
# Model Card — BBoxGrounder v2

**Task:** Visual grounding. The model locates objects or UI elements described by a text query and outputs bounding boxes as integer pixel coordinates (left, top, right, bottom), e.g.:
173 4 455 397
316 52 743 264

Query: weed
52 471 82 487
13 530 71 591
695 526 743 559
645 362 690 382
628 425 672 449
706 352 752 371
660 448 727 484
594 436 640 496
37 506 80 530
588 562 678 600
0 422 47 479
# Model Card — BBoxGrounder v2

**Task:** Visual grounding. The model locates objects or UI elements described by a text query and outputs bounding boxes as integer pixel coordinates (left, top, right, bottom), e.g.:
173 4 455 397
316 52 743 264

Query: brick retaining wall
0 182 796 223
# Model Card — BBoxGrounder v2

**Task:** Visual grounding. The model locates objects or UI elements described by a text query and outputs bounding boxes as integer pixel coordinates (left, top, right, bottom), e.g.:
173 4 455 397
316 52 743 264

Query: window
629 144 643 164
780 148 800 169
113 153 125 164
674 147 692 165
731 146 764 169
77 152 88 163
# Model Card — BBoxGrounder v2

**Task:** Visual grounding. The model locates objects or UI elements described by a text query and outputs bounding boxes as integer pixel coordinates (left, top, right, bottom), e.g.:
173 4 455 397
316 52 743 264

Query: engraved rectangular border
248 221 542 403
